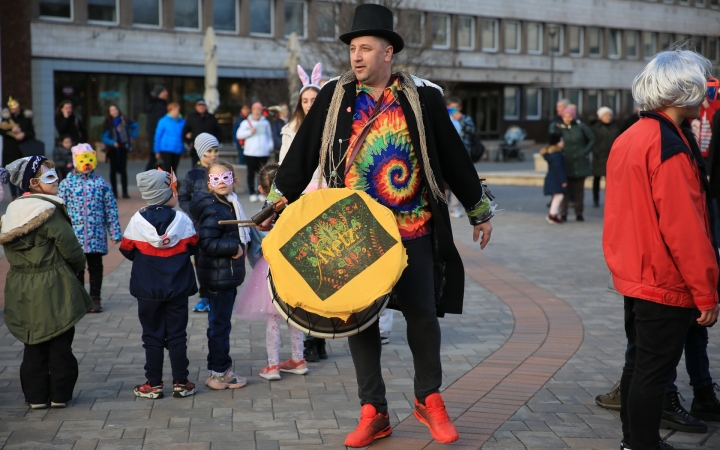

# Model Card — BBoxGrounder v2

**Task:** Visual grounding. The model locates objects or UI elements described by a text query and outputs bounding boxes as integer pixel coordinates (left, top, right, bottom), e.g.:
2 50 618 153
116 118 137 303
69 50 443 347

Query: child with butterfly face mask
189 161 250 390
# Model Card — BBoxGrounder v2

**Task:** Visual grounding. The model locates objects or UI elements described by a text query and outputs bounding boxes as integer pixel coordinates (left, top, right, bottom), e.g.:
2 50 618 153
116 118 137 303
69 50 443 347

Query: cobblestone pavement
1 184 719 449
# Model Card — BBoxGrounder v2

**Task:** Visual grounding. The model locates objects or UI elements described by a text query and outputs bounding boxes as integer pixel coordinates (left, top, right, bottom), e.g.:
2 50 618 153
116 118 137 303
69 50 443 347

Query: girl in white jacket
235 102 274 202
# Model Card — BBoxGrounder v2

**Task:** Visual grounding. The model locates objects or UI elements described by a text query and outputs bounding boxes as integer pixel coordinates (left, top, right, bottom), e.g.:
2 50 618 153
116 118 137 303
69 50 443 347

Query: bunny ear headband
298 63 322 95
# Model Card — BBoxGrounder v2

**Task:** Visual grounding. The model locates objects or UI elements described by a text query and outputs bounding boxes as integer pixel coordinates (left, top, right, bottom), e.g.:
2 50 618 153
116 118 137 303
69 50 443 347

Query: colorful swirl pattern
345 79 432 240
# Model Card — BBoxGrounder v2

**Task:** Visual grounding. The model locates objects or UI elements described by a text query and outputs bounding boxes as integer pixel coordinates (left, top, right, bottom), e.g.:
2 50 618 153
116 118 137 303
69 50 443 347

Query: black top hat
339 4 404 54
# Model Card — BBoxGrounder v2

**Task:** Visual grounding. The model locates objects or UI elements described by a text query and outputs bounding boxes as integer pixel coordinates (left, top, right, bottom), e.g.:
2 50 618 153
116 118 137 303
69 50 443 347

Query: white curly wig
632 47 712 111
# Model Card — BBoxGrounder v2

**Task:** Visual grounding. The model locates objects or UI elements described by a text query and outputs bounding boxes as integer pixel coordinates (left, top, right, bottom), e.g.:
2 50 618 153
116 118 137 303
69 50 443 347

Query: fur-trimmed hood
0 194 64 245
540 145 563 155
1 108 33 120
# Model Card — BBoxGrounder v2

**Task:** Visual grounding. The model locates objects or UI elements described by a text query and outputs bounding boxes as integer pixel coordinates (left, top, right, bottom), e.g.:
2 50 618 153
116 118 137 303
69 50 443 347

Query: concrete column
74 0 87 23
119 0 132 26
162 0 174 29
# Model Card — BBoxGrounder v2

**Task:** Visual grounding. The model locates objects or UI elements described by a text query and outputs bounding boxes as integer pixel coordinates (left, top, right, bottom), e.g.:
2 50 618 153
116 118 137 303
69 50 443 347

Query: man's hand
473 220 492 250
698 304 720 326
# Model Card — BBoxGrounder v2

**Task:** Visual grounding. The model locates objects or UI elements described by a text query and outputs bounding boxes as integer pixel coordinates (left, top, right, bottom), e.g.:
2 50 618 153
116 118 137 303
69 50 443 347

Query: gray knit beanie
137 170 173 206
194 133 219 159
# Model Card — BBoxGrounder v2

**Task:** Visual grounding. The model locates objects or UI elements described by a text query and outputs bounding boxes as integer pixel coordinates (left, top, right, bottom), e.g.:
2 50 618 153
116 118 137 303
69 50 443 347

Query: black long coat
275 73 484 316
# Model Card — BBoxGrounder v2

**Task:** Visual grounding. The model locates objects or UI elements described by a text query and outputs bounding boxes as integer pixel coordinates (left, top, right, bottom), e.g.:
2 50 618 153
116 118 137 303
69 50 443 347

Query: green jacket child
0 155 91 409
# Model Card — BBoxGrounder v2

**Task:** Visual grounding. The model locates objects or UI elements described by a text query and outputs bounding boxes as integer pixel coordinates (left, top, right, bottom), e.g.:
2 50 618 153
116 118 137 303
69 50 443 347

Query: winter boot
660 391 707 433
304 338 319 363
690 383 720 422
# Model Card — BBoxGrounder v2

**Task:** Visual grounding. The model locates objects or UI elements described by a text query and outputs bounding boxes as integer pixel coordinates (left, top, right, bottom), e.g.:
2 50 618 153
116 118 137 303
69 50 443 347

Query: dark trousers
666 318 712 392
137 298 190 385
76 253 103 299
621 296 695 450
245 156 268 195
159 152 181 174
107 146 128 198
348 236 441 414
560 177 586 217
593 176 603 205
207 288 237 373
20 327 78 404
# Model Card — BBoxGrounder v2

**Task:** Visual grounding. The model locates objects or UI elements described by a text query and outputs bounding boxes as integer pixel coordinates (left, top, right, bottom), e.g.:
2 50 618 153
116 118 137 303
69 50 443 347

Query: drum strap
344 91 388 177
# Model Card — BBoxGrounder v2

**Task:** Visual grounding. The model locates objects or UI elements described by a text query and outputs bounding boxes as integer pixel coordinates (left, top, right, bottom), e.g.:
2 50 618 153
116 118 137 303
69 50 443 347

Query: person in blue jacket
541 133 568 224
154 102 186 173
101 104 138 199
120 169 198 400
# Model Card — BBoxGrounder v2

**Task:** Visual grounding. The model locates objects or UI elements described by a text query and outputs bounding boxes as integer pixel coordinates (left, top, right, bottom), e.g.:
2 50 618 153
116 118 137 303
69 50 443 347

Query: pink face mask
208 171 233 187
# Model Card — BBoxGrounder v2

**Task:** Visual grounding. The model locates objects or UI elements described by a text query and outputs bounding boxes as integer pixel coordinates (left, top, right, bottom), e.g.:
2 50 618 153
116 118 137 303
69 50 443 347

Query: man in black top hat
267 4 495 447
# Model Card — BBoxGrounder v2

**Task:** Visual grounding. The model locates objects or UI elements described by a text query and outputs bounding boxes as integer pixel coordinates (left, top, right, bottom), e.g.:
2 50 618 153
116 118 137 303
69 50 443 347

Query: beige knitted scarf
316 70 446 203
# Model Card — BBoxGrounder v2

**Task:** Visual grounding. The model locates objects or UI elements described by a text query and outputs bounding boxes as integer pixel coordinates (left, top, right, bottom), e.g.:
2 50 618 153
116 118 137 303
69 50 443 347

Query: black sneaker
690 383 720 422
661 391 707 433
596 381 621 411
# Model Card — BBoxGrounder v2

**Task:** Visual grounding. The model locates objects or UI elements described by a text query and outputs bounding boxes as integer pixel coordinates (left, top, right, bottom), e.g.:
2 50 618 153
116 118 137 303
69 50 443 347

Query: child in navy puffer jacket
190 160 249 391
120 170 198 400
58 144 122 313
179 133 220 313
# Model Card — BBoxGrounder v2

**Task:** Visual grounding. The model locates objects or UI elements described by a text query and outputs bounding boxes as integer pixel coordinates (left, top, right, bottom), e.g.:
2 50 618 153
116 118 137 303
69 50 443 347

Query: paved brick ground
1 182 719 449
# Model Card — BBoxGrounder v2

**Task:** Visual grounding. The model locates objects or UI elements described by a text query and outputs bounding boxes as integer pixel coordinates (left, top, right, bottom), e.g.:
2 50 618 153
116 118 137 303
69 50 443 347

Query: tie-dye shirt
345 77 432 240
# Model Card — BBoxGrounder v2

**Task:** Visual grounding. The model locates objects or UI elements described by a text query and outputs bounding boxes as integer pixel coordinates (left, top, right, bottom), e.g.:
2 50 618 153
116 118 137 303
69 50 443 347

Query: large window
214 0 238 32
609 29 622 58
504 87 520 120
481 19 498 52
658 33 673 51
40 0 72 20
88 0 117 23
431 14 450 49
134 0 160 26
457 16 475 50
504 20 521 53
285 0 306 38
251 0 274 36
549 25 563 55
643 32 657 59
568 26 583 56
316 2 336 41
626 31 639 59
526 22 542 54
586 90 601 114
588 27 602 56
404 11 424 47
175 0 200 29
525 88 541 120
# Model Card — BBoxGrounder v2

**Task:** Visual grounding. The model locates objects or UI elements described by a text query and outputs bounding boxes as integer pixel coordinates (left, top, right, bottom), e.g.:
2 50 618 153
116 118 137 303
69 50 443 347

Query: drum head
268 272 389 339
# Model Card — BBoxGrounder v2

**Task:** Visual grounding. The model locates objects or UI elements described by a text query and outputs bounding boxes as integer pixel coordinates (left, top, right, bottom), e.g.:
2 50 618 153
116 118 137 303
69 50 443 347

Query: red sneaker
414 393 459 443
344 404 392 448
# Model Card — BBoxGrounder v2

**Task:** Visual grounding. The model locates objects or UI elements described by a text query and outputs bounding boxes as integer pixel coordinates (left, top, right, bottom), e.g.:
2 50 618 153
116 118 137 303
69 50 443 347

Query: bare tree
303 0 445 78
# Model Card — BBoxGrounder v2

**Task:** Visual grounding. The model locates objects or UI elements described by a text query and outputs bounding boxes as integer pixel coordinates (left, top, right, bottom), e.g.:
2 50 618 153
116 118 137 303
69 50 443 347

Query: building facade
4 0 720 151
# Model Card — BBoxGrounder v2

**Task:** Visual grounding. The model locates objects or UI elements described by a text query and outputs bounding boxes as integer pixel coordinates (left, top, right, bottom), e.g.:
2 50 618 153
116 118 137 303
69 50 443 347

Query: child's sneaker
193 297 210 312
279 358 308 375
259 365 281 381
134 381 164 399
172 380 197 398
206 368 247 389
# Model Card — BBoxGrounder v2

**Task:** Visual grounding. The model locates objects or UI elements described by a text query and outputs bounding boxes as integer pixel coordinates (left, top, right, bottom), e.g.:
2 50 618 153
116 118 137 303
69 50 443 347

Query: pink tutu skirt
234 256 274 320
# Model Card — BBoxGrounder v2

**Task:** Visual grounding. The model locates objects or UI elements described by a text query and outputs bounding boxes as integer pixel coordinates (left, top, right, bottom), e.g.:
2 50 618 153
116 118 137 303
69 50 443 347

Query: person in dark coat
54 100 87 145
189 161 249 391
590 106 620 208
556 105 595 221
1 97 36 199
541 133 567 224
183 99 222 167
266 4 494 446
145 85 168 170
